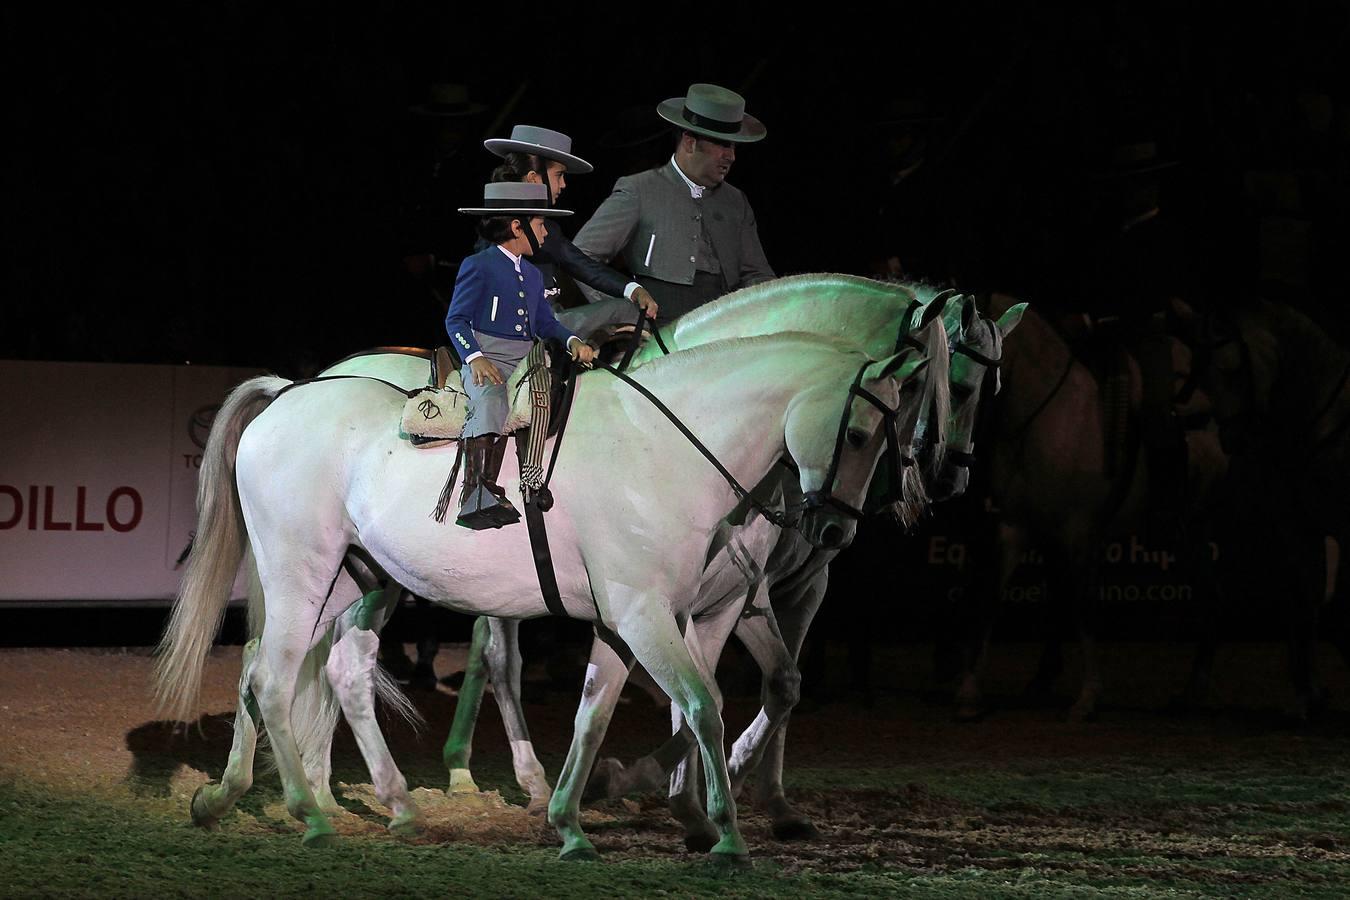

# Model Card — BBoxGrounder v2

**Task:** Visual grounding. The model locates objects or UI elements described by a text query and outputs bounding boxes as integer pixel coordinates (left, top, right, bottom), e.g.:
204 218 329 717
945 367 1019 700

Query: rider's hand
469 356 505 387
632 286 659 320
569 340 597 368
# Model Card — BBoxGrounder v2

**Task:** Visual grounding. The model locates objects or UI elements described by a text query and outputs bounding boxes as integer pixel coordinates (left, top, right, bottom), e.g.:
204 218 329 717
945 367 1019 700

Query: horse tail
154 375 290 722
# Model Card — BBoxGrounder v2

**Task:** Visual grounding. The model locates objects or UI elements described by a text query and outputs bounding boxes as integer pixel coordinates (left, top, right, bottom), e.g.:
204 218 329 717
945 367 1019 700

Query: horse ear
919 296 944 329
959 294 975 331
867 347 930 384
995 302 1028 338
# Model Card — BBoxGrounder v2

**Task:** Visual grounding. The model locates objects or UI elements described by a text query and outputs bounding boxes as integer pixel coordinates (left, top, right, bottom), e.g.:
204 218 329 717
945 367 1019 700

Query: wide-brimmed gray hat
458 182 573 217
484 125 594 174
657 83 766 143
409 83 487 118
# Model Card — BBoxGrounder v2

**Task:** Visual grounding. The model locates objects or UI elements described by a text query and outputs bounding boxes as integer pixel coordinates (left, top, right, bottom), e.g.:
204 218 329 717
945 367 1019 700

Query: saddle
401 340 576 458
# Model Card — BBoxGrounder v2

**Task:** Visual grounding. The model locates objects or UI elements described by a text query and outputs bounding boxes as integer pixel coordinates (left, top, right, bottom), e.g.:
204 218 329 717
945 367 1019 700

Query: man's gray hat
458 182 574 217
484 125 594 174
657 83 766 143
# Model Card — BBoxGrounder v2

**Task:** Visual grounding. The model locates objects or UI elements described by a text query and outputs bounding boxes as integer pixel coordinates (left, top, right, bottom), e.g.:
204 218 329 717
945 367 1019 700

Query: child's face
524 217 548 254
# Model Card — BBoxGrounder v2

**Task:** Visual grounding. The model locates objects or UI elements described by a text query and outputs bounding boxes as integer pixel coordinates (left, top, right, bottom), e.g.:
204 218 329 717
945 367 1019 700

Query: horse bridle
800 360 907 522
943 315 1003 470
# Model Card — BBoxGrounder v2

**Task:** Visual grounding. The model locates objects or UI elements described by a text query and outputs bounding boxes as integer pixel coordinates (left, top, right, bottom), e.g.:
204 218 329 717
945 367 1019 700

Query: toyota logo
189 405 220 450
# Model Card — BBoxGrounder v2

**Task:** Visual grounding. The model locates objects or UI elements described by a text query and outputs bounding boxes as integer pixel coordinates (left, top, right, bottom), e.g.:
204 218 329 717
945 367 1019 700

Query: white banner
0 361 263 602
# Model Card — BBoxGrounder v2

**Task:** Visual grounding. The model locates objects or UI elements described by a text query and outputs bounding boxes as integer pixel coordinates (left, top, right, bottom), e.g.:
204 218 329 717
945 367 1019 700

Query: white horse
583 295 1026 844
306 282 1020 852
306 275 958 804
156 331 927 862
305 291 1024 849
310 284 1025 841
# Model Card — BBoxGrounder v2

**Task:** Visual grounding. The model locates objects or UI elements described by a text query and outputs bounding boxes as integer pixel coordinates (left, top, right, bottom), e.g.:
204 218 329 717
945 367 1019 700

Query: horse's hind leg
191 637 263 828
485 618 551 812
253 604 343 846
325 625 421 835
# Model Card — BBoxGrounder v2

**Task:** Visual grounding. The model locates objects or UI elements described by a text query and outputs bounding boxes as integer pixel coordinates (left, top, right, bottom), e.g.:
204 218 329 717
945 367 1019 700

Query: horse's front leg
726 597 799 798
612 602 749 864
956 521 1026 720
547 627 635 860
667 599 740 852
751 567 826 841
443 616 491 794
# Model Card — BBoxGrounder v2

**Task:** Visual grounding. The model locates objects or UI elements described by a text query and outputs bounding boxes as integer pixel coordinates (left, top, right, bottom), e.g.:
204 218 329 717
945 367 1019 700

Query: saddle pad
401 353 545 446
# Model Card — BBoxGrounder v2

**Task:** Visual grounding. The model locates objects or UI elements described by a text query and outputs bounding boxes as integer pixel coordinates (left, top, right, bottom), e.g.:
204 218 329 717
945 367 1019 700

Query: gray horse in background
954 293 1349 722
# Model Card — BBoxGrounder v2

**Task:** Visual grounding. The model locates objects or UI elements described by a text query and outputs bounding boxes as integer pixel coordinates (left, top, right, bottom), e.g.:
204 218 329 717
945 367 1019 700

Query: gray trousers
461 331 532 439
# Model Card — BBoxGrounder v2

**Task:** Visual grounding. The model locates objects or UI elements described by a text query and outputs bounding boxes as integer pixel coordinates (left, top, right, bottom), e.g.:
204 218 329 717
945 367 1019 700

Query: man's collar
496 244 523 271
670 156 705 199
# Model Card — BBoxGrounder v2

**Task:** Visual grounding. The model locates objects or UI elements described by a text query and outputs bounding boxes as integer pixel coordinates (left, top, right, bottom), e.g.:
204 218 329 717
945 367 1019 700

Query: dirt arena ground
3 641 1350 897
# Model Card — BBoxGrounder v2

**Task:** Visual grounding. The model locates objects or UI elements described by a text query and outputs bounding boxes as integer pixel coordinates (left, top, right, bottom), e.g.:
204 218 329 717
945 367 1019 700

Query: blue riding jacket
445 245 578 362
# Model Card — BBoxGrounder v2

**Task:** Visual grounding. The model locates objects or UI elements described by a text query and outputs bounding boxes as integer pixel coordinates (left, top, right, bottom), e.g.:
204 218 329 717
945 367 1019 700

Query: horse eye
846 427 868 449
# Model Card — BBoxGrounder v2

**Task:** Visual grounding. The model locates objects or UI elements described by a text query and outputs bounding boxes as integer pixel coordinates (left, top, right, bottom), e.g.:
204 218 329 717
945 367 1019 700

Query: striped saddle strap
520 341 552 489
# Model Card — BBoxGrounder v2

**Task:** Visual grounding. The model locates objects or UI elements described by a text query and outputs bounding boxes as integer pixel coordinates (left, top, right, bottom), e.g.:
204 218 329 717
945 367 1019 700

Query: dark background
3 3 1348 651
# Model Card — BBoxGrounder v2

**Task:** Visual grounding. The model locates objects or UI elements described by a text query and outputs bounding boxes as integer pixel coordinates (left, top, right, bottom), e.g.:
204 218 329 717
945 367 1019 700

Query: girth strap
515 434 569 618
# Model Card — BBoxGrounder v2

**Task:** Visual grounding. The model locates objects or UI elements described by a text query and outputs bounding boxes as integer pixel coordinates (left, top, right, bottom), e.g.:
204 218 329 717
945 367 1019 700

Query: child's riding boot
456 435 521 530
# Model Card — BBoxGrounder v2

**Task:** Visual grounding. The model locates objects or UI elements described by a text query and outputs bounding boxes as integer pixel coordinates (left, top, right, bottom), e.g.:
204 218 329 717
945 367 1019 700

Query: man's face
679 133 737 187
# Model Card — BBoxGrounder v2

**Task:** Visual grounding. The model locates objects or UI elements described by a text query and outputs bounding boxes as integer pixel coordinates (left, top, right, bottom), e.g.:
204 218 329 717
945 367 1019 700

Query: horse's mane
676 273 928 332
625 331 866 381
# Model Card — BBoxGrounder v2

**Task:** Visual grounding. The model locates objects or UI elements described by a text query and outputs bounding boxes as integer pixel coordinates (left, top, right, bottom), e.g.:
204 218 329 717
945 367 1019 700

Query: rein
594 361 797 528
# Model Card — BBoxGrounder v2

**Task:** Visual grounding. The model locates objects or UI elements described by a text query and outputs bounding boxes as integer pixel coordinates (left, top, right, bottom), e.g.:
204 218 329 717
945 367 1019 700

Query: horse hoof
583 757 624 801
189 784 220 830
559 845 601 862
953 703 986 722
684 830 718 853
447 768 479 794
388 816 421 838
709 852 753 870
771 818 821 842
301 826 339 849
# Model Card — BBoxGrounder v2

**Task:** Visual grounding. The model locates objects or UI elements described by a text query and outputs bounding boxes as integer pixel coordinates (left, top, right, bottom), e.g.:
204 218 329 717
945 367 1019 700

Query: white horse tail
154 375 291 722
